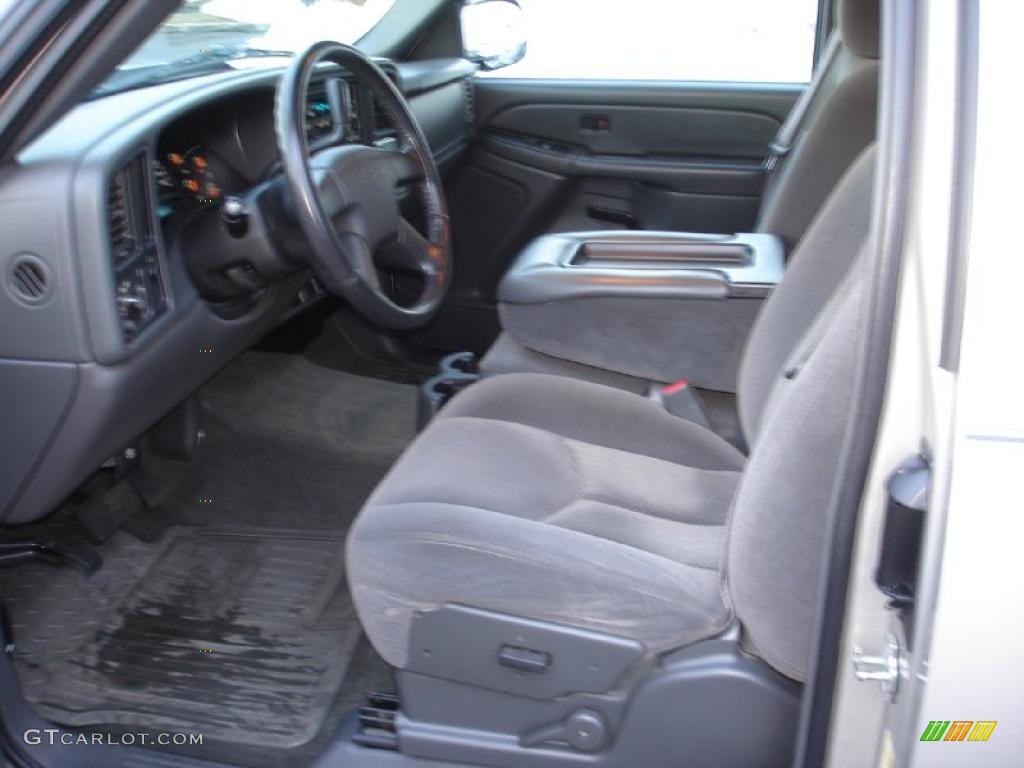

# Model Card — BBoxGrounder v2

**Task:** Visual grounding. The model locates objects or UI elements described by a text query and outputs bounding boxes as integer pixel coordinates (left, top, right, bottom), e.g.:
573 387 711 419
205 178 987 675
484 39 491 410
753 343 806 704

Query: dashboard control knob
222 196 248 237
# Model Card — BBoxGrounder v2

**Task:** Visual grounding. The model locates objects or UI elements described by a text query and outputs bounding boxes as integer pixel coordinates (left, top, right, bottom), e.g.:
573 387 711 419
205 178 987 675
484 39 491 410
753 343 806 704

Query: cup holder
440 351 480 376
417 352 481 430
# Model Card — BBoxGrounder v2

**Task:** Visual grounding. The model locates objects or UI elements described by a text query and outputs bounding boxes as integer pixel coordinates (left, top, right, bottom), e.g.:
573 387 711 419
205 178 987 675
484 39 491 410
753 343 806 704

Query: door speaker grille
9 255 50 303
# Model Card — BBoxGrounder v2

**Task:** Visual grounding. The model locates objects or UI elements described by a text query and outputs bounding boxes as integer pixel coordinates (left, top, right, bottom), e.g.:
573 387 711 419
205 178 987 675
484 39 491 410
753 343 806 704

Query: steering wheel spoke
377 217 442 275
309 164 351 220
390 149 427 186
349 233 382 291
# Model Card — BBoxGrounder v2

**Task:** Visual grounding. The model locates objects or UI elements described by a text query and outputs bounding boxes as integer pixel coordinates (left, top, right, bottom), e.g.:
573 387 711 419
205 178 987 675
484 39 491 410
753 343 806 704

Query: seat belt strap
763 31 842 173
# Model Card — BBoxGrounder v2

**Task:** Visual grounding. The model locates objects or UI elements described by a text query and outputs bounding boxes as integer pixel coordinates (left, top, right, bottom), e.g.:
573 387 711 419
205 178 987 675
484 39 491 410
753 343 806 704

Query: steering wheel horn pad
275 41 451 329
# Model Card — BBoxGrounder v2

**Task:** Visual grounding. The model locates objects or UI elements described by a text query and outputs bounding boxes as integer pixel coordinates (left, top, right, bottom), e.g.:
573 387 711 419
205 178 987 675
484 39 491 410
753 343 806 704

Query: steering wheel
275 41 451 329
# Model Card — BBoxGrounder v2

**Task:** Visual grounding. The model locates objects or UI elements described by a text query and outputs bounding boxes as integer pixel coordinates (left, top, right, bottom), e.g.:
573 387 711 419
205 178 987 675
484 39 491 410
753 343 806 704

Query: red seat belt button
661 379 689 396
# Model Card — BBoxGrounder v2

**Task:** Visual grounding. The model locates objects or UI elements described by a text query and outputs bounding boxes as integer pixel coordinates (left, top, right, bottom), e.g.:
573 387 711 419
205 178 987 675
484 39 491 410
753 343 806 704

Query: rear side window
479 0 819 83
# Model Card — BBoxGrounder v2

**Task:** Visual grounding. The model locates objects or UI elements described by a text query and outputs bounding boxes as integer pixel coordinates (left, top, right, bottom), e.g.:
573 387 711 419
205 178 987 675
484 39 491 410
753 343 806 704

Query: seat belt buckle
660 379 690 397
650 379 713 430
648 378 690 406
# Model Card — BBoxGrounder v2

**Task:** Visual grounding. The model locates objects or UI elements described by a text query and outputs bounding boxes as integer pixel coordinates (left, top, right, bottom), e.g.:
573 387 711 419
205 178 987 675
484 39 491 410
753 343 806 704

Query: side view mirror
461 0 527 71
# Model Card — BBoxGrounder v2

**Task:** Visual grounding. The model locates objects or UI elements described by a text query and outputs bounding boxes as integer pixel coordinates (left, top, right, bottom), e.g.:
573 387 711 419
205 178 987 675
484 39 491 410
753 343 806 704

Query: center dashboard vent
107 156 151 267
107 174 135 266
106 153 167 342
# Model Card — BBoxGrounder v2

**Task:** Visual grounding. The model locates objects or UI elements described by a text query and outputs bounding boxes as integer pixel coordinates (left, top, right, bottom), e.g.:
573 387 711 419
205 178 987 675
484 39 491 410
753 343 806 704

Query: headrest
839 0 880 59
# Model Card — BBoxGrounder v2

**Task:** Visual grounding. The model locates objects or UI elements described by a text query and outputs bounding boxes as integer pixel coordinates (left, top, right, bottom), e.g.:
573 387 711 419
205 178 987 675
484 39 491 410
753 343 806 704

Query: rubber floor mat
20 527 361 749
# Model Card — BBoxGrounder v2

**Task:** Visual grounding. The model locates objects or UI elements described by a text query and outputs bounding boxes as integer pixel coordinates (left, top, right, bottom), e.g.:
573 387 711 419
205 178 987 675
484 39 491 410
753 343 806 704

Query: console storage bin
496 231 785 393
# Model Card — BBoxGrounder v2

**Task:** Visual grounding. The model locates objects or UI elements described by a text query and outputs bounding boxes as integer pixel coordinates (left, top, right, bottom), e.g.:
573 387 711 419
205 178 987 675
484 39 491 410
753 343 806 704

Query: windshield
102 0 395 94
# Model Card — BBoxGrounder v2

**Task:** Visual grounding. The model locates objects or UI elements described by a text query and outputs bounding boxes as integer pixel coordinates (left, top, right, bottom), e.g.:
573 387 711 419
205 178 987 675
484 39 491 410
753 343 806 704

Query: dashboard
0 57 477 525
104 70 418 343
156 79 362 218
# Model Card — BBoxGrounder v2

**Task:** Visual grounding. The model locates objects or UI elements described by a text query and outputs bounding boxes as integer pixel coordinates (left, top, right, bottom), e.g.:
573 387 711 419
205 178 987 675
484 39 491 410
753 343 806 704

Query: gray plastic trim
481 133 766 196
406 605 646 700
394 632 800 768
0 359 77 520
1 271 309 525
473 80 802 143
394 58 478 96
499 231 785 303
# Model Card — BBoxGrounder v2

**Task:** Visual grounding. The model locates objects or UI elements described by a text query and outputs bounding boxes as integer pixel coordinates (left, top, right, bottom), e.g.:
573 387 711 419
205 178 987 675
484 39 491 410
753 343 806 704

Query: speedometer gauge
167 146 222 204
306 100 334 139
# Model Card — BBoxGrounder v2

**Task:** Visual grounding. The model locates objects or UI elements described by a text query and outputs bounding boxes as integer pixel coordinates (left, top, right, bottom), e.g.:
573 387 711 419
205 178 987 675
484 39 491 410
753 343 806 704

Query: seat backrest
738 143 876 445
725 145 876 681
756 0 879 251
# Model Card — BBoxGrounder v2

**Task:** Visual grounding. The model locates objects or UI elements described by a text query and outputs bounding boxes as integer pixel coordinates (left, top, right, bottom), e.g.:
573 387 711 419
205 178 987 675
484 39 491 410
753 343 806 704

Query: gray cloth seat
347 145 877 682
480 0 880 398
348 373 743 668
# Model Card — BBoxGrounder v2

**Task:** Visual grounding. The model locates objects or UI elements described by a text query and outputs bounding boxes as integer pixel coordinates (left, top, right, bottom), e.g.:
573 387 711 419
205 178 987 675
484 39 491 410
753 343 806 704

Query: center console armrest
499 231 784 304
495 231 785 393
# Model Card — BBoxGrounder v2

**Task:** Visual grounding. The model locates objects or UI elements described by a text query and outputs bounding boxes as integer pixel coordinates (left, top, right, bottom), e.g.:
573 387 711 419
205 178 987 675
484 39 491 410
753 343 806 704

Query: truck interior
0 0 911 766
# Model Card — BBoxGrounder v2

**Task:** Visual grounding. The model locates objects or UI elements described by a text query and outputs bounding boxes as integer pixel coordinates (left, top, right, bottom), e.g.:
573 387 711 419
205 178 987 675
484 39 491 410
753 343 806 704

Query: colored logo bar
920 721 997 742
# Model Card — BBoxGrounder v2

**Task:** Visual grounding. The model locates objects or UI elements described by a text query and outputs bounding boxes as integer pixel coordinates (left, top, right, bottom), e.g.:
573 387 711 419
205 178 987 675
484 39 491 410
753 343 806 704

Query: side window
474 0 819 83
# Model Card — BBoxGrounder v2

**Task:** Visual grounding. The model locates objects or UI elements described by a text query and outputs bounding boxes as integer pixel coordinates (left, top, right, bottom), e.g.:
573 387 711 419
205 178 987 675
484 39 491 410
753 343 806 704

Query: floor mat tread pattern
23 527 359 748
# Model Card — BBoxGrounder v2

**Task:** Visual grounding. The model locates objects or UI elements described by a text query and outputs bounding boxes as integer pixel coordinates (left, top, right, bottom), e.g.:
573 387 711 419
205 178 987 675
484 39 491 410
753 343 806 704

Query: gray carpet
0 352 413 763
142 350 420 532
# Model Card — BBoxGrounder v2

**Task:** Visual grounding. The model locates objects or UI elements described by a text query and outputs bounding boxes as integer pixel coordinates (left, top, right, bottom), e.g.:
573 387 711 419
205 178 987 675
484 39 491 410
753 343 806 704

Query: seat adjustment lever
498 644 550 673
521 708 610 752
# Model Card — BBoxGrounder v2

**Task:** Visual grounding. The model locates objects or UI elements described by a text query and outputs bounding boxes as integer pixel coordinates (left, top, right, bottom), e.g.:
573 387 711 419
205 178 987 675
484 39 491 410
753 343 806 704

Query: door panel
480 134 765 195
413 79 801 354
484 103 781 159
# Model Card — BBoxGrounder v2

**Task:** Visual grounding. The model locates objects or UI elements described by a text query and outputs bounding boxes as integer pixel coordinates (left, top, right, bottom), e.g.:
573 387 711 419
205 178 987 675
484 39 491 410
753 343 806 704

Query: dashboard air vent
105 153 166 342
107 154 151 268
461 78 475 125
8 255 50 303
107 168 136 266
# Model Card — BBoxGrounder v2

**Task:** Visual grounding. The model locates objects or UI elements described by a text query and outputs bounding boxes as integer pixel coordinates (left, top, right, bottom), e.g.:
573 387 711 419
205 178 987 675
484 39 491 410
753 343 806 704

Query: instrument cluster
153 145 223 217
306 97 336 140
150 77 362 226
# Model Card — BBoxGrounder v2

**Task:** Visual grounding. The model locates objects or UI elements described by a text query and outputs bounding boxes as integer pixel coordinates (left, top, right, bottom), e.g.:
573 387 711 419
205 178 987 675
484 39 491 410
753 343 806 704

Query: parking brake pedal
353 691 400 750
